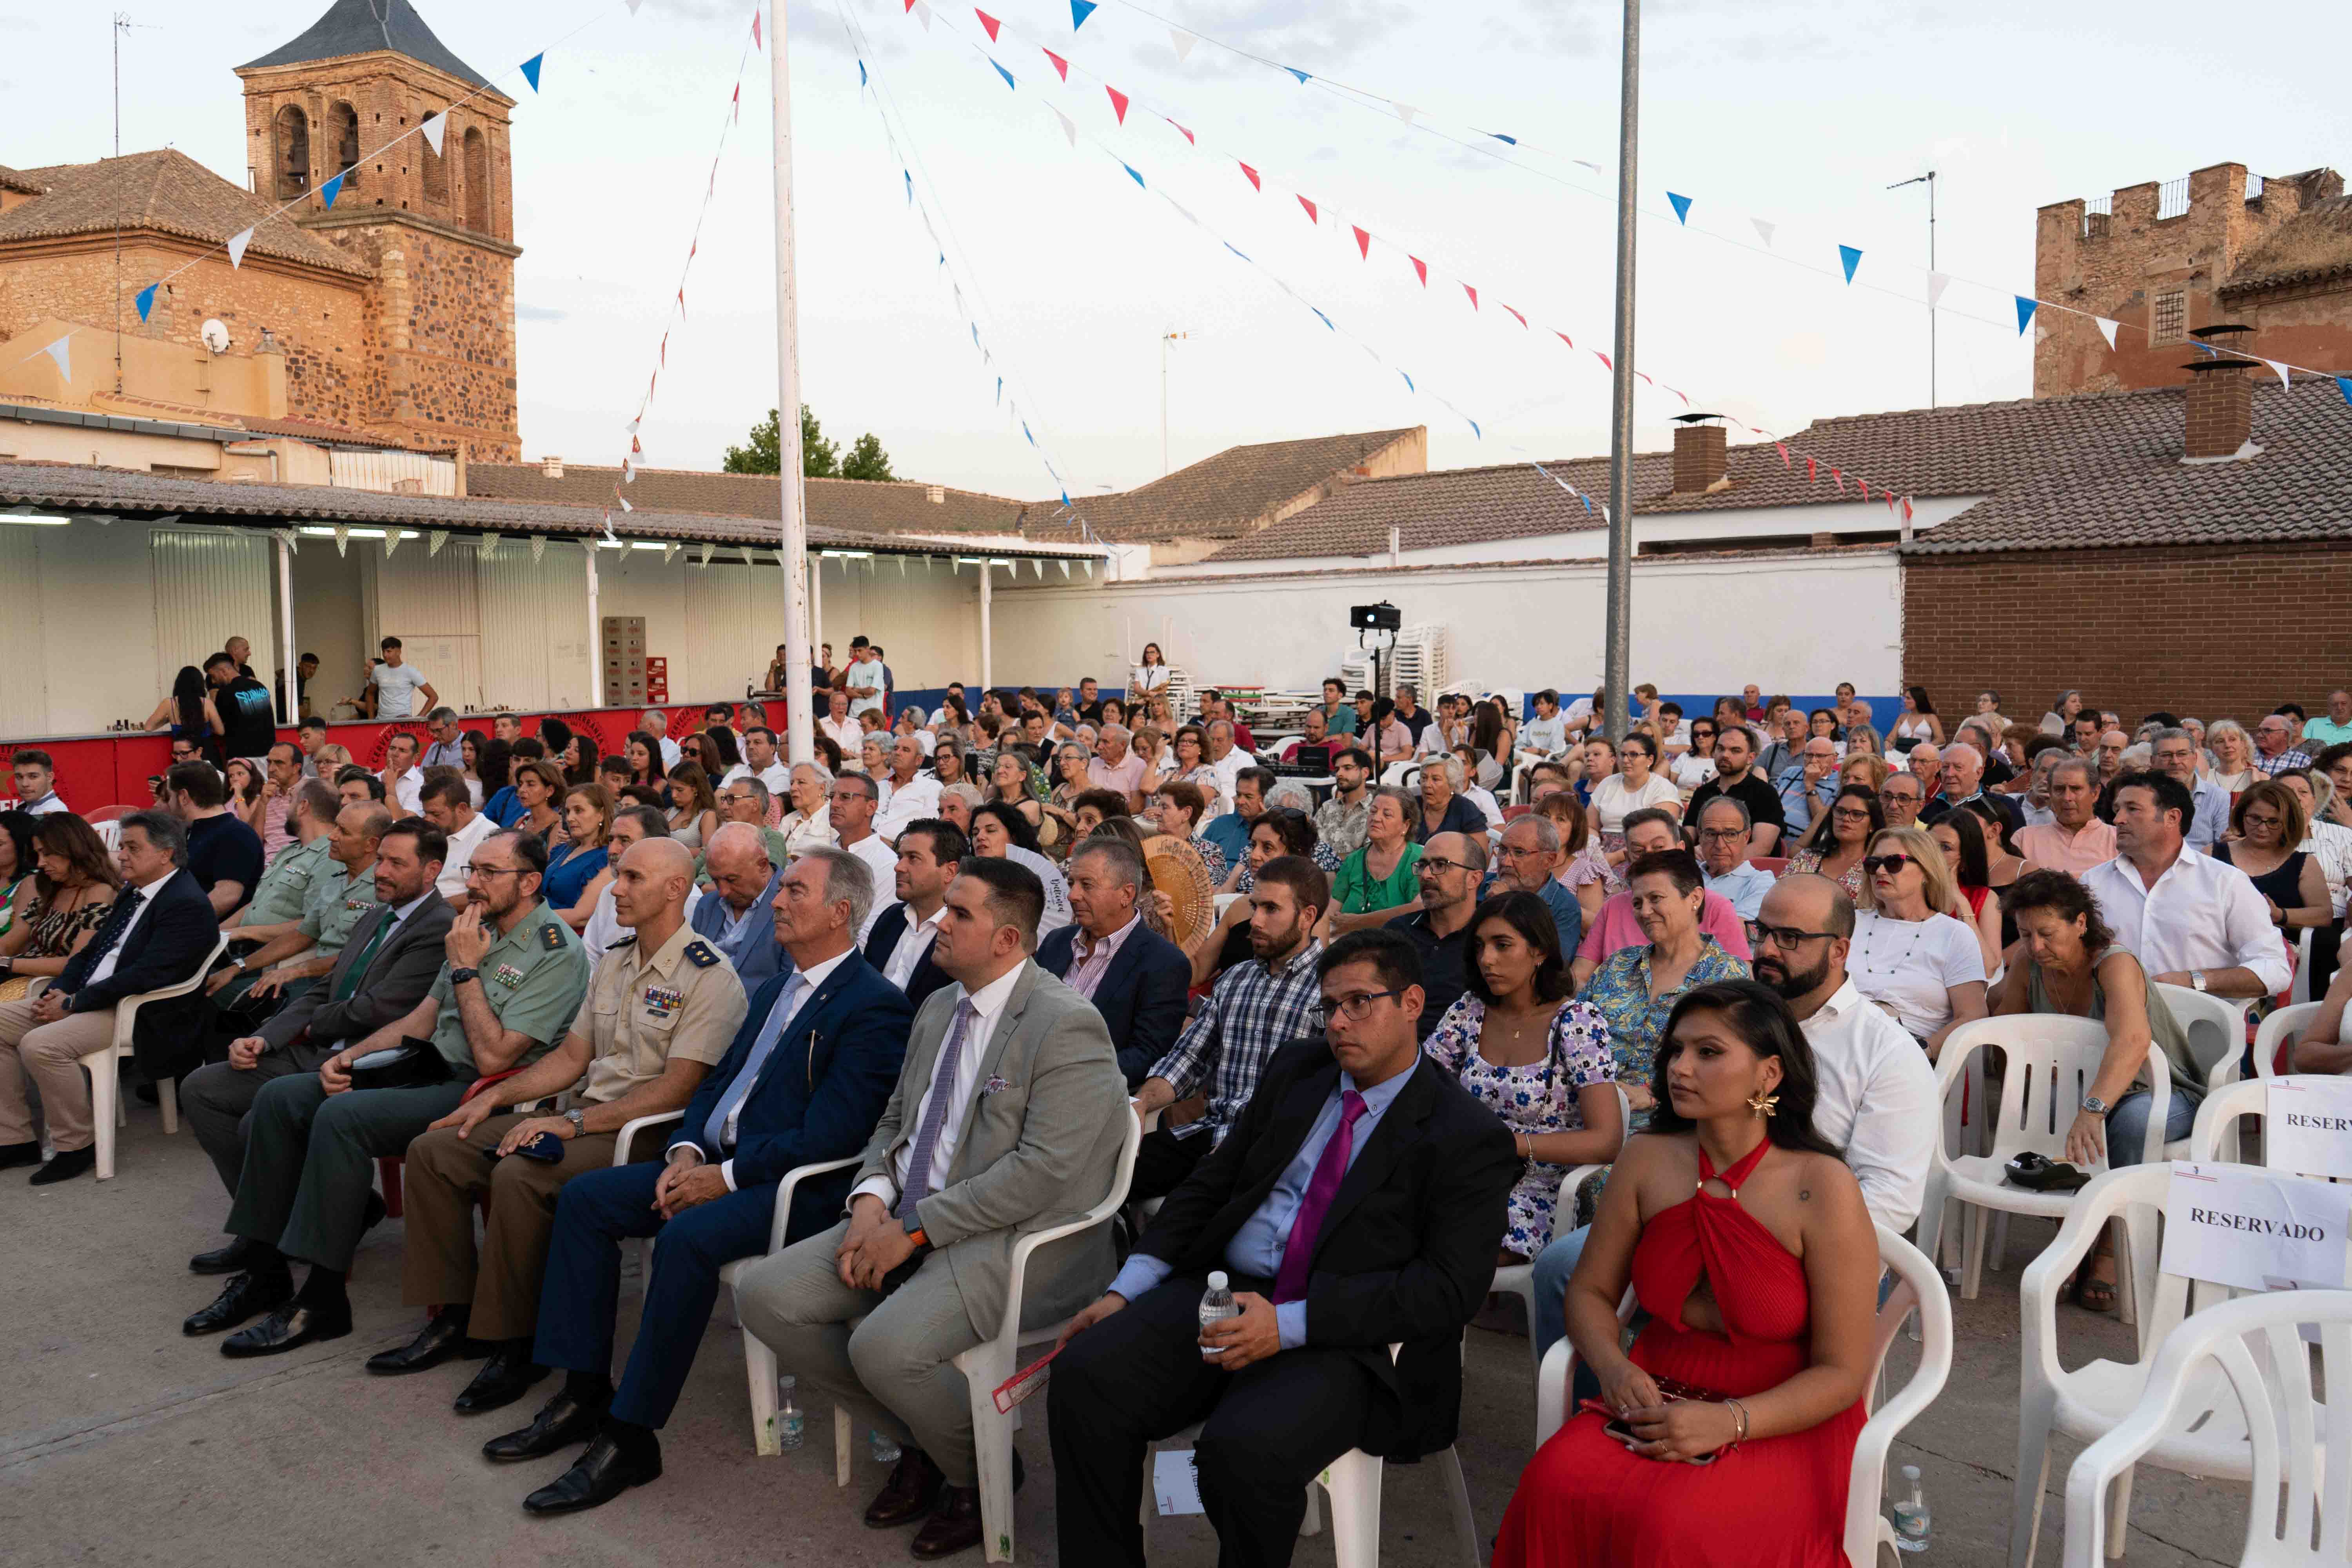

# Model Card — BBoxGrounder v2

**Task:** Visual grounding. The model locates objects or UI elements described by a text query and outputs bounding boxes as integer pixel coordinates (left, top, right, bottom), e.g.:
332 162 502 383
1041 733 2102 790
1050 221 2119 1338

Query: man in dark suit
864 818 963 1007
1049 927 1517 1566
490 846 913 1515
0 811 218 1185
1038 836 1191 1087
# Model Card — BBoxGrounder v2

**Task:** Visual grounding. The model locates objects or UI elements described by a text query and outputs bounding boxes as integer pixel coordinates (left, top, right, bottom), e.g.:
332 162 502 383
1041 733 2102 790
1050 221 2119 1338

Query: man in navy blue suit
1036 837 1192 1087
489 846 913 1514
863 818 964 1008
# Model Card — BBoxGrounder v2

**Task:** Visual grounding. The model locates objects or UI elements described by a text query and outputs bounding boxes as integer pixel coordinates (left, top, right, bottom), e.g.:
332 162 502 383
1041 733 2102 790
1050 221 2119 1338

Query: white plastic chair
1915 1015 2166 1325
1489 1083 1628 1392
50 931 228 1180
820 1110 1143 1562
1535 1225 1953 1568
723 1152 862 1457
2154 981 2258 1092
2061 1287 2352 1567
2009 1161 2286 1567
2254 1002 2325 1081
2290 927 2317 1005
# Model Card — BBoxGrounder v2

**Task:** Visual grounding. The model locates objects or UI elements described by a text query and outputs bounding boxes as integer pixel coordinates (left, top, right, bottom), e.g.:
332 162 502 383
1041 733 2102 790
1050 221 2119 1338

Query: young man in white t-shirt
362 636 436 719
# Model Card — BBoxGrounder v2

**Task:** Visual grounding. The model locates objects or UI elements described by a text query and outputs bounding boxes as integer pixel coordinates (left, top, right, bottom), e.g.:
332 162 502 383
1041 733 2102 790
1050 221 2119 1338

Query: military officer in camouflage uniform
372 837 748 1415
185 829 591 1359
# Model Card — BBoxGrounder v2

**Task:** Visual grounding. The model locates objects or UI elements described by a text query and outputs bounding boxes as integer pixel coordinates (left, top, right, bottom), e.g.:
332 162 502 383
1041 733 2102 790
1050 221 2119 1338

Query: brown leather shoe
864 1447 944 1530
908 1452 1022 1561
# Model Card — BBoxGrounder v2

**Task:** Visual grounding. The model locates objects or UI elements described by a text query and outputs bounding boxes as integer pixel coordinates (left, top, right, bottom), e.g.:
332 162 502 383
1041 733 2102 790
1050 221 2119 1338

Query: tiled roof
240 0 491 89
465 463 1034 535
1030 427 1423 544
1205 376 2352 563
0 461 1096 557
2225 194 2352 298
234 414 426 451
0 150 371 278
0 166 47 197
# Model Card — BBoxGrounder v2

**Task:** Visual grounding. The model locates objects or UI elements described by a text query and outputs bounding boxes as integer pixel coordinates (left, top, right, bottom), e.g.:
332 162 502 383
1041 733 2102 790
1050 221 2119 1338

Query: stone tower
234 0 523 459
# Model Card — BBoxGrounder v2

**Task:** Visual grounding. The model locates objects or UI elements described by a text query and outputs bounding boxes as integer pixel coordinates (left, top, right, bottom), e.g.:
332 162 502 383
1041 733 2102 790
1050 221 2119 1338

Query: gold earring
1746 1090 1780 1119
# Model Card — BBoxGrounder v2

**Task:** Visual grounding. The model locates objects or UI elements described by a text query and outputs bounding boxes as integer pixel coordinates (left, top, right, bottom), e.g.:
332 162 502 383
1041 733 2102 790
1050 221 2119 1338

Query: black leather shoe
183 1269 292 1336
521 1433 662 1515
366 1313 487 1375
453 1343 548 1414
865 1448 946 1530
483 1390 604 1462
907 1450 1021 1557
189 1237 262 1276
29 1147 95 1185
0 1141 39 1171
221 1298 352 1357
361 1189 387 1233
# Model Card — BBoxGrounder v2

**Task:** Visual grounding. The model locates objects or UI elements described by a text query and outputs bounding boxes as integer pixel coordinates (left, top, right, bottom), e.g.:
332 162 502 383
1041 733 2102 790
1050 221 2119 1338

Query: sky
6 0 2347 507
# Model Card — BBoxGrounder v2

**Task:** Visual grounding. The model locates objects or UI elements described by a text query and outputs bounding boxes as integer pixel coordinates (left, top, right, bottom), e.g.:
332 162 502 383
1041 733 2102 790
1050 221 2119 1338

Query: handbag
348 1037 454 1093
2004 1151 2091 1192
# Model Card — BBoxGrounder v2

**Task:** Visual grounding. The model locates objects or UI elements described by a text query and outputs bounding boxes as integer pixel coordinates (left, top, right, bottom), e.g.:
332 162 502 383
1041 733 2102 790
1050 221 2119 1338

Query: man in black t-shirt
1074 676 1106 726
207 652 278 762
1685 724 1787 855
1392 684 1434 747
167 761 266 917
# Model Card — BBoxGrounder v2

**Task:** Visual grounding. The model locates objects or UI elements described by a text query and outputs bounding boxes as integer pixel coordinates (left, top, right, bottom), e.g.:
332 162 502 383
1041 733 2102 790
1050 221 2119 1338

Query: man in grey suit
183 817 456 1270
737 857 1126 1560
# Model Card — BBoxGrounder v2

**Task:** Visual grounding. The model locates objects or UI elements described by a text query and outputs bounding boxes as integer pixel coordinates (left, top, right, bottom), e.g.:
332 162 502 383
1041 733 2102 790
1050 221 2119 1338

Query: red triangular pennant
676 287 686 317
1856 479 1869 501
1775 442 1791 469
1901 496 1914 523
1043 48 1069 80
975 7 1000 40
1462 283 1479 310
1296 194 1318 223
1503 304 1527 328
731 83 740 122
1410 256 1428 285
1554 330 1573 350
1831 467 1846 493
1167 118 1194 144
1106 86 1130 124
752 10 762 44
1806 457 1818 482
1594 350 1611 370
632 434 644 455
1351 225 1370 260
1237 162 1260 191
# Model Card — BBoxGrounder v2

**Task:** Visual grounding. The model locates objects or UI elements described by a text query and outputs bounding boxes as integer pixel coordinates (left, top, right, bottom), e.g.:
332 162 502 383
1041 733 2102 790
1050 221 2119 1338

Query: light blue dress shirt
1109 1063 1414 1350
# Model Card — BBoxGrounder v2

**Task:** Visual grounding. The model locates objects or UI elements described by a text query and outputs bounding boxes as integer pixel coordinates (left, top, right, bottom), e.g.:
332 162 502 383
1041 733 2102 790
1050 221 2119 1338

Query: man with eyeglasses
1692 797 1775 920
2150 727 2229 850
1878 771 1926 831
689 822 788 989
1572 809 1751 988
1129 857 1328 1203
2254 714 2315 778
827 773 896 940
1686 723 1784 855
1777 738 1840 838
1494 816 1583 955
2018 757 2117 875
1386 831 1484 1041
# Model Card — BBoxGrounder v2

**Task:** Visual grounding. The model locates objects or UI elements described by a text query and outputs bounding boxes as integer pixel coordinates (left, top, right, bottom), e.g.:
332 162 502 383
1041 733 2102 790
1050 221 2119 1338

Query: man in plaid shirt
1129 857 1328 1203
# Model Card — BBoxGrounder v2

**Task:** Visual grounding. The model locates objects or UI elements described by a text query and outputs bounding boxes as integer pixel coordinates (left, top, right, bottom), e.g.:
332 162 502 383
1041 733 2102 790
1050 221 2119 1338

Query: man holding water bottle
1048 925 1518 1566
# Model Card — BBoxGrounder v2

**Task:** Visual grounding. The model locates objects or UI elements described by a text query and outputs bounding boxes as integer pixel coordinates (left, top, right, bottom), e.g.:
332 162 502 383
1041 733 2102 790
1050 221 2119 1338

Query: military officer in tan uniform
373 836 748 1416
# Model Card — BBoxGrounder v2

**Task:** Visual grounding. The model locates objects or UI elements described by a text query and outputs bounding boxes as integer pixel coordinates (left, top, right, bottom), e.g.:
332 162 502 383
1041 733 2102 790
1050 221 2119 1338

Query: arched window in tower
462 127 489 232
419 106 448 205
272 104 310 200
328 100 361 191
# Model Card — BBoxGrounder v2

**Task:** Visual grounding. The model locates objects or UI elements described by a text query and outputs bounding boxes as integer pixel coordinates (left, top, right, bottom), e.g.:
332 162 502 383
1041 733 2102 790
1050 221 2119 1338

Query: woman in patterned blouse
1575 848 1750 1125
1423 891 1623 1263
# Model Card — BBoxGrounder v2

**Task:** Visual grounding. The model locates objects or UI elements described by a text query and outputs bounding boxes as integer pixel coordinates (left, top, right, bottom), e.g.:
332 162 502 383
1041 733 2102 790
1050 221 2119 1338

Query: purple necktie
1272 1089 1367 1304
897 1000 978 1225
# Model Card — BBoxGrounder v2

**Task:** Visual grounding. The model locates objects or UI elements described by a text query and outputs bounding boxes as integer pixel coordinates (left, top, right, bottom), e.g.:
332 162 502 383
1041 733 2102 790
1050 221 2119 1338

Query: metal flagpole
771 0 815 764
1601 0 1640 746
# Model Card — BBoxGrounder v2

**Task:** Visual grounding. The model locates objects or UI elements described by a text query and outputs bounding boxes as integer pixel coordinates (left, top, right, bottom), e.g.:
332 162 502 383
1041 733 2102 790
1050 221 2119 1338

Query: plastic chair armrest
613 1109 686 1167
771 1155 865 1253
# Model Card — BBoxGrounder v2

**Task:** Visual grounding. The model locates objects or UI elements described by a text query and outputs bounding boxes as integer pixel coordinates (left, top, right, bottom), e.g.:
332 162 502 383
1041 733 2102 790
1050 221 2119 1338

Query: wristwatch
901 1215 933 1255
2190 969 2209 993
565 1108 586 1138
448 966 480 986
2081 1094 2110 1116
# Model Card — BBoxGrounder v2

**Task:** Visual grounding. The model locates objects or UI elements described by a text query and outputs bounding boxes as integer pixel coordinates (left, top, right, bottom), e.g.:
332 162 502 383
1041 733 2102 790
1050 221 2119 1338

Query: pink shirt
1063 913 1142 1000
260 792 295 858
2018 818 2118 875
1577 889 1754 965
1086 752 1147 802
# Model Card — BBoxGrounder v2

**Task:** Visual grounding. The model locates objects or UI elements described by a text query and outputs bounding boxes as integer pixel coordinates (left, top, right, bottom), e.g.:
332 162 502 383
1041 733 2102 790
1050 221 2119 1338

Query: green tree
839 431 896 483
722 404 839 477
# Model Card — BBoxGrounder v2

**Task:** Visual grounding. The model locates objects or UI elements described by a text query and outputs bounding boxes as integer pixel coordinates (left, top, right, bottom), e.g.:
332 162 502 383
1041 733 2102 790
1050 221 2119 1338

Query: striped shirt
1149 937 1325 1143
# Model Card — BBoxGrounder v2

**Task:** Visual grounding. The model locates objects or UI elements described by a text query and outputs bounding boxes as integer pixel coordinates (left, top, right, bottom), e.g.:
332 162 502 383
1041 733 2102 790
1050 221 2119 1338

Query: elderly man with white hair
1906 742 1941 786
640 710 682 770
1085 722 1147 811
1926 740 2021 837
1492 813 1583 954
688 821 788 988
871 733 941 844
1693 795 1777 919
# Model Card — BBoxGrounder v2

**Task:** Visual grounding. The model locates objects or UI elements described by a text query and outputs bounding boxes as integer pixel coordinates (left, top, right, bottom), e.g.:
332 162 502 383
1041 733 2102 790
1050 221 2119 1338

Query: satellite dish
200 319 231 354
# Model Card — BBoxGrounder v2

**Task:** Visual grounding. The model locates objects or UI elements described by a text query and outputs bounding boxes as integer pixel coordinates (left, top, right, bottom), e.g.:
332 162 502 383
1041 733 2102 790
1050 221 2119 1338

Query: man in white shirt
844 645 887 721
11 749 66 815
728 726 791 795
1693 797 1777 920
420 774 499 904
865 822 960 1002
379 731 426 815
363 636 436 719
579 807 701 963
872 735 942 844
2083 771 2291 1001
827 773 897 940
1519 690 1570 758
818 688 863 756
1204 719 1249 811
641 710 683 771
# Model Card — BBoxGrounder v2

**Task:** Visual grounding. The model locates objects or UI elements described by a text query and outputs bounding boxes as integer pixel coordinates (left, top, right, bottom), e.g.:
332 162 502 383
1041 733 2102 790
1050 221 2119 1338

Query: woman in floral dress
1422 890 1625 1261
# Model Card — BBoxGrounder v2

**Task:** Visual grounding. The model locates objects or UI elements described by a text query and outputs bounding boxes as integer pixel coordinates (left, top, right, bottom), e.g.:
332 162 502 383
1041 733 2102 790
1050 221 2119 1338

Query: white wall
990 549 1904 699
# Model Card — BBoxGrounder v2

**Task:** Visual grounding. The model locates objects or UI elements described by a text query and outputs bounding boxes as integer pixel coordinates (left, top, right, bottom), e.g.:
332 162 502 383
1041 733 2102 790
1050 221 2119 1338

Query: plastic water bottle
871 1427 903 1465
1198 1270 1240 1361
1891 1464 1931 1553
776 1375 805 1450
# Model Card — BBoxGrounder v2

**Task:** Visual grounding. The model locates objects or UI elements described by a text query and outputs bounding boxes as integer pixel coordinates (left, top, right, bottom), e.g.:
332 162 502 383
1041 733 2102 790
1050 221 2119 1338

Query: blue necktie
898 1000 978 1223
702 973 805 1152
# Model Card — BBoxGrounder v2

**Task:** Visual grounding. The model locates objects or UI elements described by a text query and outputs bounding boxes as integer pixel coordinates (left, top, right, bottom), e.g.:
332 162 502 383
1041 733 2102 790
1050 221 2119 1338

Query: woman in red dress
1492 980 1882 1568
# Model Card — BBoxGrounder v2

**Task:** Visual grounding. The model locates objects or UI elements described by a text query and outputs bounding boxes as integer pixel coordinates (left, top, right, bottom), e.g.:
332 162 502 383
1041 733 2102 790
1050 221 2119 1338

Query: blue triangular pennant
858 59 867 87
1838 245 1862 284
1667 191 1692 225
971 323 980 348
1466 417 1481 439
521 53 544 93
135 284 158 323
2339 376 2352 407
1060 490 1071 508
2014 296 2038 335
1579 492 1592 512
1399 370 1414 393
995 377 1003 405
1022 421 1037 446
1286 66 1310 84
321 171 344 209
1485 131 1517 145
1122 163 1145 189
991 59 1016 89
1070 0 1096 26
904 169 914 205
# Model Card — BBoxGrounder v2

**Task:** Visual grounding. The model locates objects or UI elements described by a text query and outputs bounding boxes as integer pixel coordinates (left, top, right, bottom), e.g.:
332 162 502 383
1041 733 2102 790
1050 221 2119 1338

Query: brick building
0 0 521 459
2035 161 2351 398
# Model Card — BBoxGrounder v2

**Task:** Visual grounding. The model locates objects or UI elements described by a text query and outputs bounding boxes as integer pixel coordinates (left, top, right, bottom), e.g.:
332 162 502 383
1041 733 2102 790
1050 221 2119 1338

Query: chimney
926 485 945 504
1670 413 1730 495
541 454 564 478
2182 326 2258 460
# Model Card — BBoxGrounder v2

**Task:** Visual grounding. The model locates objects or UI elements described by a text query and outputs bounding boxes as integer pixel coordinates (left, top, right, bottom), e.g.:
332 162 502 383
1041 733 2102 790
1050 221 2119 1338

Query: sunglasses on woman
1862 853 1916 876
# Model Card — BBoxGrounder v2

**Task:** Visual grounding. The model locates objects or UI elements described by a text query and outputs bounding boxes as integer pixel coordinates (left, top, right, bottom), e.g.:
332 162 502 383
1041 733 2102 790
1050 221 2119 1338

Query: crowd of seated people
10 665 2352 1567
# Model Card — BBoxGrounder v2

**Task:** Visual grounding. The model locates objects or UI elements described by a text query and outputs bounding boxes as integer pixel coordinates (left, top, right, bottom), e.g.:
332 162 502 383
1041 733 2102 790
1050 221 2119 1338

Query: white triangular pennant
2267 359 2293 390
427 529 448 556
2096 318 2120 350
1031 557 1043 578
383 530 402 558
40 334 70 382
227 228 254 270
1750 217 1775 248
1054 107 1076 148
1925 272 1951 309
1393 102 1417 125
1169 27 1196 61
627 0 642 11
1082 559 1093 578
914 0 931 28
420 114 446 156
479 531 501 555
663 543 680 563
332 525 350 556
1574 159 1602 175
697 542 715 569
273 526 299 555
1058 558 1070 577
530 534 547 563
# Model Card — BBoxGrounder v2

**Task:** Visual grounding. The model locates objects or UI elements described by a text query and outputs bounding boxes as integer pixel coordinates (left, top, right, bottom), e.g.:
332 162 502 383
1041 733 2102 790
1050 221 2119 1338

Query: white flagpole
771 0 815 764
